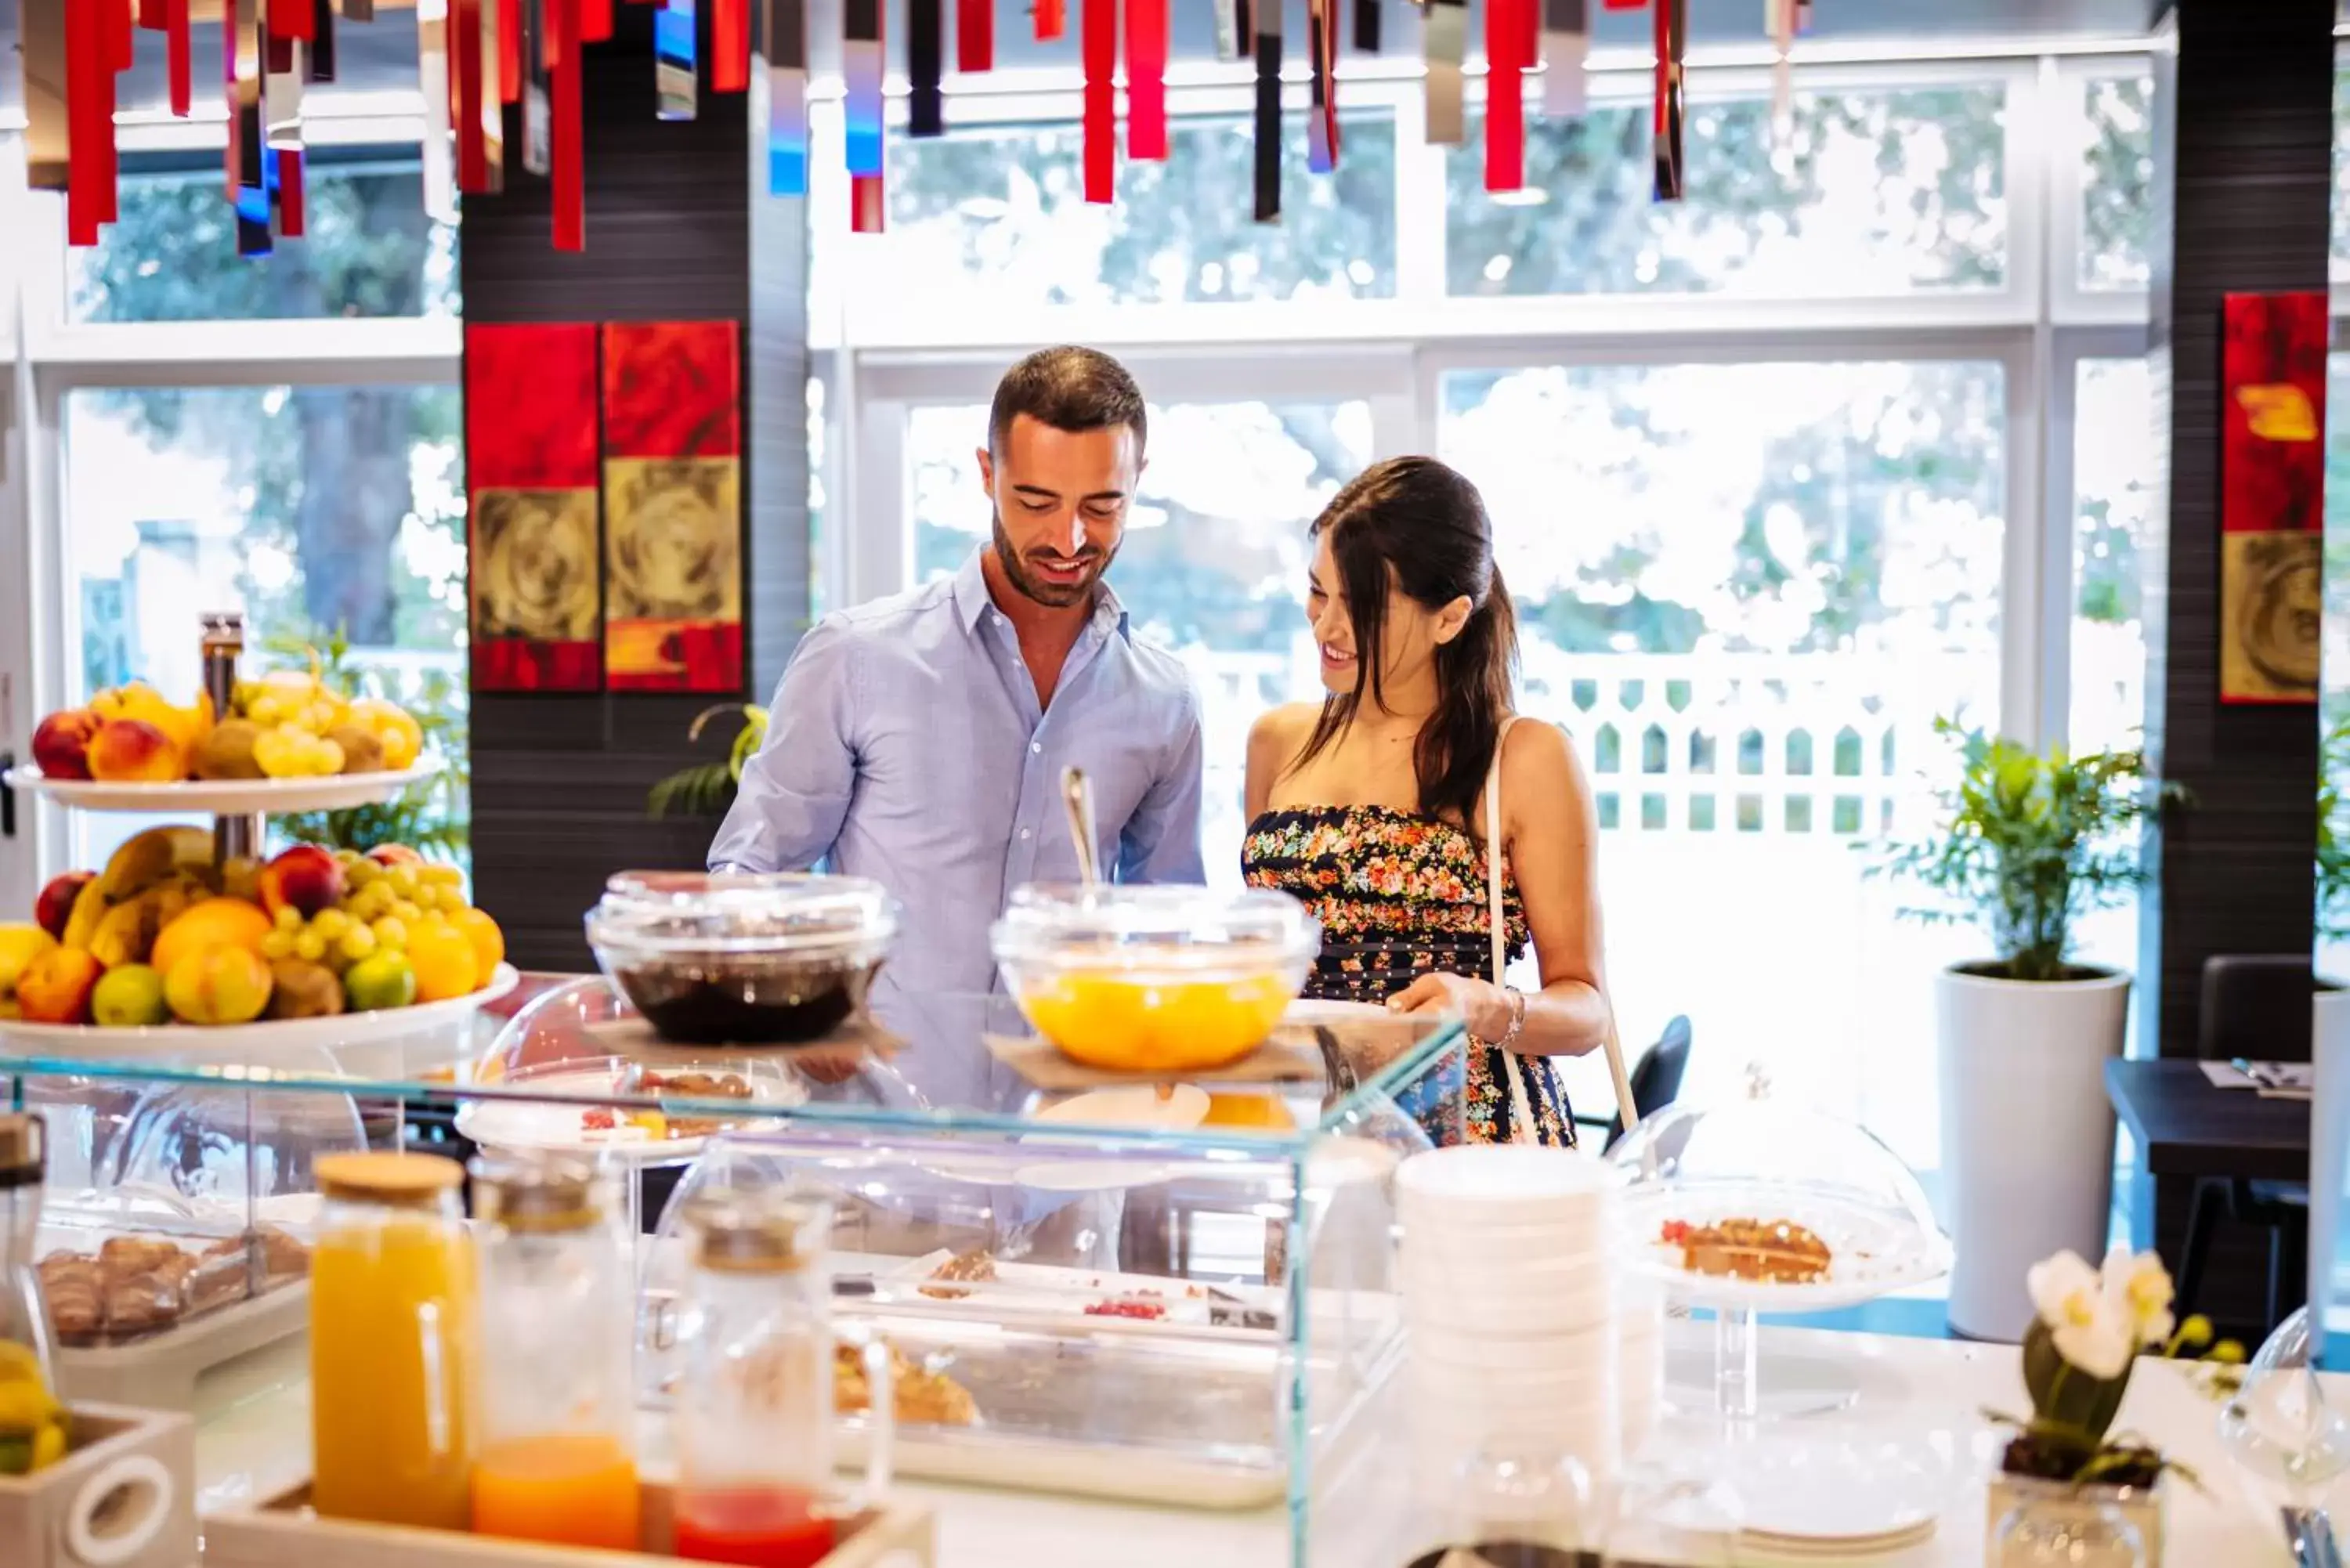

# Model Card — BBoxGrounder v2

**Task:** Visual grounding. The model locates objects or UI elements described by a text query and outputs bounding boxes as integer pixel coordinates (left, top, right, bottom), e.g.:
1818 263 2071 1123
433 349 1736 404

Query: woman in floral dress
1240 457 1612 1146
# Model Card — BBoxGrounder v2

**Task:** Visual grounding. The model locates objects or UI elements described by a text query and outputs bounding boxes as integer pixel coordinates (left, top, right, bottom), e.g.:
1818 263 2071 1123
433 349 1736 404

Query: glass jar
1991 1494 2147 1568
672 1186 890 1568
470 1154 640 1549
309 1151 478 1529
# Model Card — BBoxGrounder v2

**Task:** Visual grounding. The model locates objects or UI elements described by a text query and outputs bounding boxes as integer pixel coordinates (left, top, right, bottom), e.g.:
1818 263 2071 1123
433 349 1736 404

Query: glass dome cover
1607 1065 1950 1313
990 884 1319 975
586 871 898 1045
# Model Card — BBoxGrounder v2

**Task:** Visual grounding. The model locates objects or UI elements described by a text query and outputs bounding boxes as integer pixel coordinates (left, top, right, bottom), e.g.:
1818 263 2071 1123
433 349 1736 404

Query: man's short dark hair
988 346 1147 456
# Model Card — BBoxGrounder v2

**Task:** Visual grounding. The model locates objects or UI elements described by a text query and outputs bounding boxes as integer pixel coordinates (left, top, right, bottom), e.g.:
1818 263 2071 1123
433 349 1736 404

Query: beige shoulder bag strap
1484 717 1643 1138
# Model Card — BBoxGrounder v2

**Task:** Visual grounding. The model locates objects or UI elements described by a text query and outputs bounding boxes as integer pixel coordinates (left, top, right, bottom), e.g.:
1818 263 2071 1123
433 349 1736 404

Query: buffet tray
204 1484 933 1568
0 1402 196 1568
56 1281 310 1412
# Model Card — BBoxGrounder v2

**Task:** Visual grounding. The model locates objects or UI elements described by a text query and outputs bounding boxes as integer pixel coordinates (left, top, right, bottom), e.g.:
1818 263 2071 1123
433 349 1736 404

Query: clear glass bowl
989 885 1319 1073
585 872 899 1046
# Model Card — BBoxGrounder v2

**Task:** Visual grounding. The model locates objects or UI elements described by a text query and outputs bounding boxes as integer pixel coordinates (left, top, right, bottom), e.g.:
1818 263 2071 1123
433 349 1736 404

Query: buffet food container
586 873 898 1046
203 1483 933 1568
0 1403 195 1568
990 886 1318 1072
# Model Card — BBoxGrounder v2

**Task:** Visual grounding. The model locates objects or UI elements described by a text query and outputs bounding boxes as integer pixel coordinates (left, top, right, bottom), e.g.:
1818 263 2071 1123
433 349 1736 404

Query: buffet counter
188 1319 2310 1567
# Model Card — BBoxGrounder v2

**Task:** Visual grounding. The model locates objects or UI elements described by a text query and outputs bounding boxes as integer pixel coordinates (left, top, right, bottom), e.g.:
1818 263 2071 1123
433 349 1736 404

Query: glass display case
0 973 1471 1564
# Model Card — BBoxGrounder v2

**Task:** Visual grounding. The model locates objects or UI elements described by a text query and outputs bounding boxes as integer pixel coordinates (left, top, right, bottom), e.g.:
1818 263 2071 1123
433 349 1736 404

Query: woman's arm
1390 720 1612 1057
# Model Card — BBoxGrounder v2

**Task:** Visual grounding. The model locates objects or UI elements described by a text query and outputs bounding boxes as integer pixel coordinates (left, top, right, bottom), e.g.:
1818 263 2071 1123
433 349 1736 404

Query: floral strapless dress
1241 804 1576 1147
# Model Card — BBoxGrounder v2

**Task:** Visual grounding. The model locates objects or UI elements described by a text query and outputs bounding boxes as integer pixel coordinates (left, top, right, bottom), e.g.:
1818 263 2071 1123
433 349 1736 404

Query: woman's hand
1387 971 1515 1043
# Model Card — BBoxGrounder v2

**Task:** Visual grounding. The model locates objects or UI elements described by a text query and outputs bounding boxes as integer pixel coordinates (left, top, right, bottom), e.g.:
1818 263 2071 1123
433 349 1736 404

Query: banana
60 878 110 951
99 825 216 900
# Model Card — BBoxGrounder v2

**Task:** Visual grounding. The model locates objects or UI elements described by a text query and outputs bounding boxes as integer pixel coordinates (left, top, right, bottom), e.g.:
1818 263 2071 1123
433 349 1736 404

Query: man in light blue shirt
710 346 1206 1002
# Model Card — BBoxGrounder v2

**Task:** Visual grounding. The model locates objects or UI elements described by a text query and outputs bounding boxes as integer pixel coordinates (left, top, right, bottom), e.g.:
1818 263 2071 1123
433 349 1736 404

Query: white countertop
191 1322 2317 1566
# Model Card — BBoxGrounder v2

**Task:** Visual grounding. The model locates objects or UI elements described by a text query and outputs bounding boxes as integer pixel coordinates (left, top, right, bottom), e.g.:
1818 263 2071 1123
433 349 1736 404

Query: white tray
56 1283 311 1412
0 964 519 1064
2 761 440 815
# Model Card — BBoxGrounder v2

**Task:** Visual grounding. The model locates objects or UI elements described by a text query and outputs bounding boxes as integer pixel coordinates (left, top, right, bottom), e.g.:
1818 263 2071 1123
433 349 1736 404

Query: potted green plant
1873 718 2180 1341
646 703 768 819
1982 1245 2242 1566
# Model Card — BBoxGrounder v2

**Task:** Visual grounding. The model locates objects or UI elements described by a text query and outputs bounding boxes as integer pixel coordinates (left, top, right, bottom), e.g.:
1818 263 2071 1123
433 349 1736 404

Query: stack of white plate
1395 1146 1619 1487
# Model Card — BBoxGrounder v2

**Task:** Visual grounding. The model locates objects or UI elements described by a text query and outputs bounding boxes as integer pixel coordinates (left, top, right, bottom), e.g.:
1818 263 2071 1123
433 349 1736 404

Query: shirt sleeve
1117 686 1206 885
707 619 859 874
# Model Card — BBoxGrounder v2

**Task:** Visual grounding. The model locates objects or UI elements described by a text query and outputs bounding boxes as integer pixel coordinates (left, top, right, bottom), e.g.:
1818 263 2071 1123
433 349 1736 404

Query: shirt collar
954 547 1130 641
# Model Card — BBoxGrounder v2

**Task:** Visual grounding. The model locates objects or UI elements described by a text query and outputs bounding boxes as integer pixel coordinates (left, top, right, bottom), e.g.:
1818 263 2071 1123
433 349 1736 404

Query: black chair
2178 955 2313 1331
1573 1015 1693 1153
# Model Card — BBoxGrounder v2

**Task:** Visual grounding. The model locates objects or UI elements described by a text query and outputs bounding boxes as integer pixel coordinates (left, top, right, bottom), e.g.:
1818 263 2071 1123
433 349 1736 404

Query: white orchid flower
2100 1245 2176 1349
2028 1249 2135 1378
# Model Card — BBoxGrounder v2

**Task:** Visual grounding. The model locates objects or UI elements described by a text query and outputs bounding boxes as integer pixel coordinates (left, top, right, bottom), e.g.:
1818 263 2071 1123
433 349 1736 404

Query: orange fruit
150 898 273 979
453 908 505 980
404 921 481 1003
1021 973 1292 1072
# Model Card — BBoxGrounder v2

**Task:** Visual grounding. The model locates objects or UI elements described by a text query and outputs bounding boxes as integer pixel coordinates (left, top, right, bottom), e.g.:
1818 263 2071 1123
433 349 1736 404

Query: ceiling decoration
16 0 1819 253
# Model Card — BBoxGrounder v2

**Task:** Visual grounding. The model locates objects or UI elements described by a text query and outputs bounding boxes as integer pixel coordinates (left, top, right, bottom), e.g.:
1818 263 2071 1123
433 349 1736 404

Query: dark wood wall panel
2138 0 2333 1331
2139 0 2332 1061
462 4 811 970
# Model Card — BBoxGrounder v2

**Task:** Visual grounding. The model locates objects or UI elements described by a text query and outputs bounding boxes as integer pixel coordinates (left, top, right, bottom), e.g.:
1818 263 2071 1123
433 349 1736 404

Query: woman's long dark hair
1290 456 1519 836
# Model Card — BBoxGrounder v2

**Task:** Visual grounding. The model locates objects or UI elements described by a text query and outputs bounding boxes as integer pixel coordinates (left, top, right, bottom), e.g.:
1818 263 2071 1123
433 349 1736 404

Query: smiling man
709 346 1205 999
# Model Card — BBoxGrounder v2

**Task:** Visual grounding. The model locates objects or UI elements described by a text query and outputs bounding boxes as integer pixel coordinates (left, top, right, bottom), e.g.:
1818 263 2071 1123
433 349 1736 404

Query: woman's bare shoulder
1249 702 1321 764
1499 716 1588 799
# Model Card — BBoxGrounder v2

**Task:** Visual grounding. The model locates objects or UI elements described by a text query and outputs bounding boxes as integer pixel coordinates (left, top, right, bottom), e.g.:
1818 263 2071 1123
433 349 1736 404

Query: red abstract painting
465 321 604 692
600 320 744 693
2219 292 2326 705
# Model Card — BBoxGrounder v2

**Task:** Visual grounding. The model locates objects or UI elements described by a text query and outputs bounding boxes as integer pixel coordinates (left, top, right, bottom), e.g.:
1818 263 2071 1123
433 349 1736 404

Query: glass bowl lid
989 884 1318 973
587 871 899 959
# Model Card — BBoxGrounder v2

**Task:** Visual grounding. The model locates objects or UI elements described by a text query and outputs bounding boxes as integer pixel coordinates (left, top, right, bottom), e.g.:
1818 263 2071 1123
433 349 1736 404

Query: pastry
918 1248 997 1301
833 1343 978 1427
1660 1217 1832 1284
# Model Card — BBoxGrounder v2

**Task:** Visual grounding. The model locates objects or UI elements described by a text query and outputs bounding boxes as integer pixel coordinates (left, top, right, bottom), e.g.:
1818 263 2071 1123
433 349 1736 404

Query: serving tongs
1060 767 1176 1108
2287 1506 2345 1568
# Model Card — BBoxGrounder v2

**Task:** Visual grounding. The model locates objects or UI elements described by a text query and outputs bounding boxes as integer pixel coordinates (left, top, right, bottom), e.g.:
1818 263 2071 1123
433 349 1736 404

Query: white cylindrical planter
2309 985 2350 1334
1938 965 2134 1341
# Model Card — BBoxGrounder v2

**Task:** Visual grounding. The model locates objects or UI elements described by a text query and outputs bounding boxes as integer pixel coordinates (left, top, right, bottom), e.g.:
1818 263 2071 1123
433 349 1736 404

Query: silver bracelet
1484 986 1527 1050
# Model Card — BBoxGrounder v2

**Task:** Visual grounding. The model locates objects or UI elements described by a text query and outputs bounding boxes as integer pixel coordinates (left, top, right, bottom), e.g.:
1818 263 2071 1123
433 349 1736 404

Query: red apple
366 844 425 869
85 720 181 783
16 948 103 1024
31 710 100 781
258 845 345 920
34 872 96 943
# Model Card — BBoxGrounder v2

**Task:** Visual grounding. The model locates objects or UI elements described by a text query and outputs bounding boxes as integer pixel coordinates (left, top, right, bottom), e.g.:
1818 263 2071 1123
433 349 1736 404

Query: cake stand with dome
1608 1066 1952 1424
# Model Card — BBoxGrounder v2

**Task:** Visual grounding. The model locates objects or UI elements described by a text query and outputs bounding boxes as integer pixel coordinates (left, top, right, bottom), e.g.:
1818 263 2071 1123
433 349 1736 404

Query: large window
1445 84 2008 298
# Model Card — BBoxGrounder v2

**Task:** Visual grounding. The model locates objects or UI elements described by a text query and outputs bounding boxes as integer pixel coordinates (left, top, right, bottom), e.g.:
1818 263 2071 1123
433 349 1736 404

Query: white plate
456 1063 808 1162
1618 1184 1953 1314
1030 1083 1211 1133
0 963 519 1064
1282 999 1393 1024
2 761 441 815
1724 1429 1949 1550
1397 1144 1612 1219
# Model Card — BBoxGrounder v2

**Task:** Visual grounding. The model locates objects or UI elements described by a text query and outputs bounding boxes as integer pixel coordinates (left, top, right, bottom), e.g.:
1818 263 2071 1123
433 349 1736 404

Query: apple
31 710 100 781
258 845 345 921
34 872 96 943
366 844 425 869
16 948 104 1024
85 720 182 783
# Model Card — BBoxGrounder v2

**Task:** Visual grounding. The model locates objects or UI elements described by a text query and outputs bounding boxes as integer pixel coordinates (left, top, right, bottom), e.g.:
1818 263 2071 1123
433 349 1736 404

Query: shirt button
1019 828 1032 840
1031 742 1042 754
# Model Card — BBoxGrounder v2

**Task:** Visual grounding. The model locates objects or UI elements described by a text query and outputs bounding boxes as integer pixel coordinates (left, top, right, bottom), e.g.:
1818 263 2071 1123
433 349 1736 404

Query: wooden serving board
203 1484 934 1568
0 1403 196 1568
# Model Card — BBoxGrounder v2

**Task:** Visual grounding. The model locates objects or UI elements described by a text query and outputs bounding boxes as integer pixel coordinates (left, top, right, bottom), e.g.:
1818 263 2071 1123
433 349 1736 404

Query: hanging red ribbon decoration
64 0 102 244
280 148 307 235
166 0 191 114
552 0 585 248
957 0 992 71
479 0 504 187
715 0 752 91
851 175 884 232
1036 0 1065 44
1125 0 1166 161
272 0 315 43
137 0 163 32
108 0 133 74
454 0 490 191
1306 0 1336 175
1080 0 1115 201
501 0 523 99
1651 0 1683 200
580 0 613 42
1600 0 1641 8
1486 0 1522 192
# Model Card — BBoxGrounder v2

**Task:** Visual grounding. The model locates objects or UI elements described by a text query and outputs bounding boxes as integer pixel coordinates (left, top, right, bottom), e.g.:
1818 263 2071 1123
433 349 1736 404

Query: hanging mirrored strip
524 0 552 174
1252 0 1279 222
908 0 942 134
1423 0 1466 145
418 0 459 221
762 0 809 193
311 0 338 82
21 0 68 192
1354 0 1377 54
656 0 698 118
1542 0 1584 114
1212 0 1241 62
844 0 884 175
1307 0 1336 174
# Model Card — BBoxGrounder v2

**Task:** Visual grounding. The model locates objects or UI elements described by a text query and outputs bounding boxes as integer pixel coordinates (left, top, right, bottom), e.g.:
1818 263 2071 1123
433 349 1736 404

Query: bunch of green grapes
260 905 383 973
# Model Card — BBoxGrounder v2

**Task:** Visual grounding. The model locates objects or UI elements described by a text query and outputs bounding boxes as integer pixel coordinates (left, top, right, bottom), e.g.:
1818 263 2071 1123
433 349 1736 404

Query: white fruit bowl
2 761 440 815
0 963 519 1068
